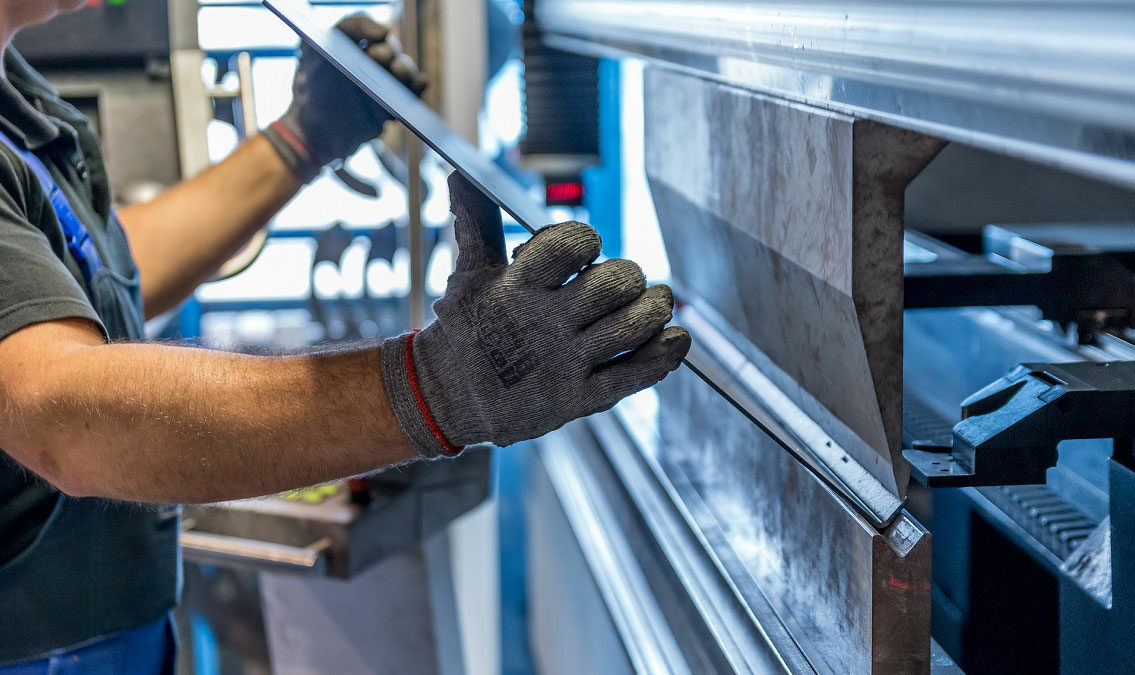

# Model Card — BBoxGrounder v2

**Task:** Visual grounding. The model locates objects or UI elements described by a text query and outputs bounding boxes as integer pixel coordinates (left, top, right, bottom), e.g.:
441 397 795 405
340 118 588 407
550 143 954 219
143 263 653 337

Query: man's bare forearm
117 135 303 319
0 321 414 503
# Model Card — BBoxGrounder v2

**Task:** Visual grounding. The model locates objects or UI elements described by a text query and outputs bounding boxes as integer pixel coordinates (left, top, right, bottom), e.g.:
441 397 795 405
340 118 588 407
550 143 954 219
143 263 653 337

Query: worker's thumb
448 172 507 272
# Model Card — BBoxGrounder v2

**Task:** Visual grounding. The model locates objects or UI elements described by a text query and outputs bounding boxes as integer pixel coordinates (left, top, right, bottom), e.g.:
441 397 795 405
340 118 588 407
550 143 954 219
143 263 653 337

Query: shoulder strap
0 127 102 287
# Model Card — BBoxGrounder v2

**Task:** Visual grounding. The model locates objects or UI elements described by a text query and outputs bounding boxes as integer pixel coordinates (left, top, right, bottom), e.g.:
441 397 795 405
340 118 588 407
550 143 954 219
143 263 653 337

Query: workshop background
14 0 1135 674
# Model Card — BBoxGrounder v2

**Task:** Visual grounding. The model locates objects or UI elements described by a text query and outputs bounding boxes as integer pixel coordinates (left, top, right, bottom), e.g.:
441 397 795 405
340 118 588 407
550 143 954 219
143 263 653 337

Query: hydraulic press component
905 361 1135 487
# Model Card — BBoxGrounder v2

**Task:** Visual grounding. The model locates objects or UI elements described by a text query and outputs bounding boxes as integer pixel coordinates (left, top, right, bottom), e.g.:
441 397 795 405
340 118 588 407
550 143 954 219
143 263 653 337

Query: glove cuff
381 332 465 459
262 120 323 184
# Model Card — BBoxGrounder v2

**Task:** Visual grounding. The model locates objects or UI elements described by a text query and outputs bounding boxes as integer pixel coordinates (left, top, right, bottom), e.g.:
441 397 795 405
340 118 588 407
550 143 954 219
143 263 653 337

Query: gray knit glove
381 173 691 457
264 15 428 183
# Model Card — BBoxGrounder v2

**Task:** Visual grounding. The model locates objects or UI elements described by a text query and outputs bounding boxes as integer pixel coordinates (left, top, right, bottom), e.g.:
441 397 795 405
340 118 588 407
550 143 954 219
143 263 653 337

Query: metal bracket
905 225 1135 344
180 531 331 576
905 361 1135 487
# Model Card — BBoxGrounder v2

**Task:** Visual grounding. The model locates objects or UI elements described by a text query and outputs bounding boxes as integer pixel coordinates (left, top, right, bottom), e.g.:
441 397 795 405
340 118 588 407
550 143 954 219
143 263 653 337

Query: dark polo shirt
0 49 176 665
0 46 125 566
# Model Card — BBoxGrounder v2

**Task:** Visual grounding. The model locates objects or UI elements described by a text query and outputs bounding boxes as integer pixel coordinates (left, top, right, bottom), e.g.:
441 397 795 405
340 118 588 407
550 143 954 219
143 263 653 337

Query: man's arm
119 16 425 319
0 173 689 505
117 135 301 319
0 317 415 503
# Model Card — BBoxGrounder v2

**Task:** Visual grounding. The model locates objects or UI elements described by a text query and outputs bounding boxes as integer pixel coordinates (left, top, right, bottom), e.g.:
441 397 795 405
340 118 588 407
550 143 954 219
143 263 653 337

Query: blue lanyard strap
0 128 102 288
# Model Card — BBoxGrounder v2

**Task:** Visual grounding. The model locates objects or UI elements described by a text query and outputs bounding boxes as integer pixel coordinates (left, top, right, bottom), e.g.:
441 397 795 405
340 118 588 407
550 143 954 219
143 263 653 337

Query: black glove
380 174 692 458
264 15 428 183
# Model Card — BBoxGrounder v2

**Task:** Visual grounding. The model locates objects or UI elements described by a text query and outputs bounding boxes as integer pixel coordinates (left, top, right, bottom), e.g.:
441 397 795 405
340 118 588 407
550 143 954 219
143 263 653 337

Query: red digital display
545 181 585 206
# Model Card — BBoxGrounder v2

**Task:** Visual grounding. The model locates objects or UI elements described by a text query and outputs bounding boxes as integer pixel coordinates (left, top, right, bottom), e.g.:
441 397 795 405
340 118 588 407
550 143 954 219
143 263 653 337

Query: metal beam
536 0 1135 190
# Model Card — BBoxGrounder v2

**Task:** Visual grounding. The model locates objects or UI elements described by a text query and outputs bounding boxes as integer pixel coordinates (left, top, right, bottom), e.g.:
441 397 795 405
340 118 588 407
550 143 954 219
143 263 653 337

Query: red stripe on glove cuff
403 333 464 456
269 120 316 166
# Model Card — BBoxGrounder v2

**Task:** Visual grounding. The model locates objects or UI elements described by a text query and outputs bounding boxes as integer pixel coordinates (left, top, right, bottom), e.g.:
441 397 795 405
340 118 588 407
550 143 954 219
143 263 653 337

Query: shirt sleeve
0 146 104 342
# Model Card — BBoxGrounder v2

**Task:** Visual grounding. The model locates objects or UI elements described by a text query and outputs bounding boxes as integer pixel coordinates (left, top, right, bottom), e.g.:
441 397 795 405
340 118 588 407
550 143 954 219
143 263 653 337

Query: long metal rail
536 0 1135 190
262 0 902 529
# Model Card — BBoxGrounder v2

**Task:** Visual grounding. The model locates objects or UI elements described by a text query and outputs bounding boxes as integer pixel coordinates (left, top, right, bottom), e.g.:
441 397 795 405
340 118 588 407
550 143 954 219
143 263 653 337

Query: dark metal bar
264 0 549 233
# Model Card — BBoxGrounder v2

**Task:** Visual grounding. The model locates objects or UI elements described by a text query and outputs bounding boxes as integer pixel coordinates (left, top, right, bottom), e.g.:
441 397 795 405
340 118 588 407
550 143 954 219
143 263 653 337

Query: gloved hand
264 15 428 183
381 173 692 458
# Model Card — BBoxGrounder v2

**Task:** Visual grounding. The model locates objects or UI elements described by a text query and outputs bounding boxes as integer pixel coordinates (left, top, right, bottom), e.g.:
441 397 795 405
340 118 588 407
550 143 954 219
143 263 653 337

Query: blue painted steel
497 442 536 675
177 297 204 340
190 612 220 675
582 58 622 257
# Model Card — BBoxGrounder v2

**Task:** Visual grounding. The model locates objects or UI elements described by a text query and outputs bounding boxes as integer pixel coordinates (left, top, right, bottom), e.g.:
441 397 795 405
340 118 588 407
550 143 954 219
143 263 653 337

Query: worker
0 3 690 672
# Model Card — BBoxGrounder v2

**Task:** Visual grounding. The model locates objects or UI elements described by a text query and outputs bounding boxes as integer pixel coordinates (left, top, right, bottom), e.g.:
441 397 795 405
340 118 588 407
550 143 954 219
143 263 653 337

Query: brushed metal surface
645 68 943 496
536 0 1135 188
682 306 903 528
538 428 694 675
616 374 932 673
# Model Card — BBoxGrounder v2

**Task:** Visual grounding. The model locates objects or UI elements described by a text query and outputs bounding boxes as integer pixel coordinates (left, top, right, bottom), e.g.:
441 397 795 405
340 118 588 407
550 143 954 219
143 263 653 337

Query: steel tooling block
652 180 896 486
644 67 943 494
647 367 931 673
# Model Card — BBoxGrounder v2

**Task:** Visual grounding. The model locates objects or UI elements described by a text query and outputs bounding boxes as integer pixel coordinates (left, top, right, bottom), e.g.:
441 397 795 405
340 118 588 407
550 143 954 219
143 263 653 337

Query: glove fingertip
411 73 430 96
338 14 390 44
651 283 676 310
448 172 495 215
627 327 690 377
366 43 397 66
590 326 690 405
656 326 692 369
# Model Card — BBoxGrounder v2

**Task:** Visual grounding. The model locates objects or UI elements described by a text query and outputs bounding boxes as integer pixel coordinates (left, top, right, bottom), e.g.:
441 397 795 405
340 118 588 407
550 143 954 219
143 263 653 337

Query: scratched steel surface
536 0 1135 189
644 67 944 498
616 372 931 673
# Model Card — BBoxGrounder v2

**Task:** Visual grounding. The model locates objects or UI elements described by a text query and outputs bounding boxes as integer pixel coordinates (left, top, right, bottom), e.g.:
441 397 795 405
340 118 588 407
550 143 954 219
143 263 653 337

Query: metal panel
46 73 182 196
645 67 943 496
681 306 904 529
532 414 809 673
527 441 641 675
616 370 931 673
259 542 450 675
13 0 170 65
536 431 693 675
536 0 1135 189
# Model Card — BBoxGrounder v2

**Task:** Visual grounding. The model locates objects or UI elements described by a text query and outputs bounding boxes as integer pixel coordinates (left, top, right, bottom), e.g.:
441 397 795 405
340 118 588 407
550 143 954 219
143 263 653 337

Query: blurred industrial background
13 0 1135 673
